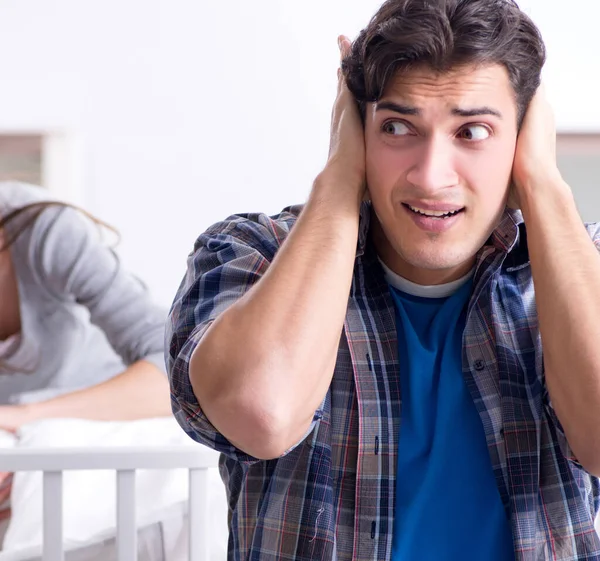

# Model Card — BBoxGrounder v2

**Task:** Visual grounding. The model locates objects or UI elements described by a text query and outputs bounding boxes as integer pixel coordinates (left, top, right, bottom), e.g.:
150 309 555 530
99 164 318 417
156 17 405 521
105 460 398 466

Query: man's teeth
407 205 462 218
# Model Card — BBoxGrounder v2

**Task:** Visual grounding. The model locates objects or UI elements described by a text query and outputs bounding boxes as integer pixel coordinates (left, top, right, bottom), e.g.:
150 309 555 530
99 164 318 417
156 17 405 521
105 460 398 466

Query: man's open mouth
403 203 465 219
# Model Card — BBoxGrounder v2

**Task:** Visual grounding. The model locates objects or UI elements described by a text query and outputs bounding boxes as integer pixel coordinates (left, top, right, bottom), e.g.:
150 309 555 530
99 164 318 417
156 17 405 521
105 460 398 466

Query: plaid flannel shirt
166 203 600 560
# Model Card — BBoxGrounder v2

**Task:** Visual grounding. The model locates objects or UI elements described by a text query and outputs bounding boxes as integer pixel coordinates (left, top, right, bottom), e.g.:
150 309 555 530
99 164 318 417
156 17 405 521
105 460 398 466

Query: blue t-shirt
389 276 514 560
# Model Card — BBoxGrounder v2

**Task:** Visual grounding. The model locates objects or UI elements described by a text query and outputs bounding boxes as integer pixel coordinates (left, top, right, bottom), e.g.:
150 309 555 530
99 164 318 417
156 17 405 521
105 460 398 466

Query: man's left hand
509 84 567 209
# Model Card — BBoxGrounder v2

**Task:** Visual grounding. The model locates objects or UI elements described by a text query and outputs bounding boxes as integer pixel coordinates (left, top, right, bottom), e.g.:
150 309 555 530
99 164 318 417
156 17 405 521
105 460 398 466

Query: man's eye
458 125 491 141
383 121 411 136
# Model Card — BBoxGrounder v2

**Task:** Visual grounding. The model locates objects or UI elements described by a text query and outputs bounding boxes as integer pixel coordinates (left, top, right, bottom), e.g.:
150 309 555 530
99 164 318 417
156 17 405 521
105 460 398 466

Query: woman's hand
0 404 35 433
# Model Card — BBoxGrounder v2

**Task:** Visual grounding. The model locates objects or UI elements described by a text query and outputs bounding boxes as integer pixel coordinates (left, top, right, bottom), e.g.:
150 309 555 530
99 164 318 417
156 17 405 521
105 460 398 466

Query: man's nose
405 137 460 193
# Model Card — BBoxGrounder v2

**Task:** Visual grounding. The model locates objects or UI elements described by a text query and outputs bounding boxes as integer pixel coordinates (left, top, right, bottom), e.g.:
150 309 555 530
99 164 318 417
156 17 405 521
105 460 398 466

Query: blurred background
0 0 598 307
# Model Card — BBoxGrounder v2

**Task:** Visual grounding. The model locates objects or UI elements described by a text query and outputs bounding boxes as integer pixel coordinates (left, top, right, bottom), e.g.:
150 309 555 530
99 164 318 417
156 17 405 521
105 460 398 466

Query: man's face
365 63 518 285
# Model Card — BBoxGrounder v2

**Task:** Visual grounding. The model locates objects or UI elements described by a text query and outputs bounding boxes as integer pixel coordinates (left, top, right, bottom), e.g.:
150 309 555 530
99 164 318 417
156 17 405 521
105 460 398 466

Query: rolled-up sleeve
166 210 299 462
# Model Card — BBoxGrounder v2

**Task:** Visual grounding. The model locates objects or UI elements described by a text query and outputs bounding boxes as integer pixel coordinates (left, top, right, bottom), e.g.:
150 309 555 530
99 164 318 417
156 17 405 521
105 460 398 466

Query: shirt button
474 360 485 371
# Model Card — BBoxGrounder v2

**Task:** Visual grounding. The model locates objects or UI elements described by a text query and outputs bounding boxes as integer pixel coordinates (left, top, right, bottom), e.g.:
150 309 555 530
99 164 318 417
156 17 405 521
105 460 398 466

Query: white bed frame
0 446 219 561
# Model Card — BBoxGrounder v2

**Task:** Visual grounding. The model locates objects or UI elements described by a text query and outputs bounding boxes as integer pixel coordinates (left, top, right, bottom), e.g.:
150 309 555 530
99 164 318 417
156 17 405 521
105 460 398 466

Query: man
166 0 600 559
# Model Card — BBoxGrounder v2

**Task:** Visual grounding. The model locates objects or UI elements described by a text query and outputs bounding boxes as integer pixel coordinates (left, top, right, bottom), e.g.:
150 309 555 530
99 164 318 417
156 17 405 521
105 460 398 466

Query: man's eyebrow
451 107 503 119
375 101 420 116
375 101 503 120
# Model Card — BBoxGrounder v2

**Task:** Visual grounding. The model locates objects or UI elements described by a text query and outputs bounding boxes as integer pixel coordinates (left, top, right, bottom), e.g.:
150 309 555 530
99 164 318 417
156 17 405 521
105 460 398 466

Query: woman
0 181 171 520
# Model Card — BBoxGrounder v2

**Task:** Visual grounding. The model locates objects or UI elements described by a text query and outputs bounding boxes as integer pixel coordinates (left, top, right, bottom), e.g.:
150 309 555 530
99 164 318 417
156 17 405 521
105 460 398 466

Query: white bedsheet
0 418 228 560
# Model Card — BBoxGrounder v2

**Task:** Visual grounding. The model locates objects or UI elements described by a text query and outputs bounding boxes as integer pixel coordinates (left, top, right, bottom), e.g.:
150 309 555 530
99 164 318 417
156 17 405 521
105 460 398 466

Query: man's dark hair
343 0 546 126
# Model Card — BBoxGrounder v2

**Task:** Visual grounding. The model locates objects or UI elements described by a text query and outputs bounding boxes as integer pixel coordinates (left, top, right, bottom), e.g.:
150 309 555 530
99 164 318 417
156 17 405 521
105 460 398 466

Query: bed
0 418 227 561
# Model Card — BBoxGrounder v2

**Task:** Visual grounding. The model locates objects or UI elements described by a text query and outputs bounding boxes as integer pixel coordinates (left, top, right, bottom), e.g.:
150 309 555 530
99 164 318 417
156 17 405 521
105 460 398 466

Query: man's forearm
520 176 600 475
191 178 361 459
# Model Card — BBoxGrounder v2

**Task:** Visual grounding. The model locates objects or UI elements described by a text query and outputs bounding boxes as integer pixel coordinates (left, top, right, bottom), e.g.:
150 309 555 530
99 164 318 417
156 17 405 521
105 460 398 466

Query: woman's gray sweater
0 182 167 405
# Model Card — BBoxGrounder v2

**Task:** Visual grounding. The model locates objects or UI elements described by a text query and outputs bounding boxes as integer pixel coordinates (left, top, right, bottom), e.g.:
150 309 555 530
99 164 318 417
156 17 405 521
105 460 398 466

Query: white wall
0 0 598 306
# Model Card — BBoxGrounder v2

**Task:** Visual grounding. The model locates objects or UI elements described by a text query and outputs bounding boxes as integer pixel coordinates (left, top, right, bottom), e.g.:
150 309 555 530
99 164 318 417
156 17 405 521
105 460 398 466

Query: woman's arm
0 204 172 430
0 359 171 432
30 359 170 421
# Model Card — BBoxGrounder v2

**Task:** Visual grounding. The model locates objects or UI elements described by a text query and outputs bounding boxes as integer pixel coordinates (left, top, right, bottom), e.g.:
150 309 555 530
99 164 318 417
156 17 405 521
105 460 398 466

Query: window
0 134 44 186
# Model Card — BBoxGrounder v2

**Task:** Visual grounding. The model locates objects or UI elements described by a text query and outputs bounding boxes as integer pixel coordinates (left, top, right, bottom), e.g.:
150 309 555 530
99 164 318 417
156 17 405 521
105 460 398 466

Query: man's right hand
316 35 367 209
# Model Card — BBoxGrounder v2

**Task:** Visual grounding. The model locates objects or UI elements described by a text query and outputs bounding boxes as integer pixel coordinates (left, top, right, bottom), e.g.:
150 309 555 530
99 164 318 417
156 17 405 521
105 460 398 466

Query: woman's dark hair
0 201 119 252
343 0 546 126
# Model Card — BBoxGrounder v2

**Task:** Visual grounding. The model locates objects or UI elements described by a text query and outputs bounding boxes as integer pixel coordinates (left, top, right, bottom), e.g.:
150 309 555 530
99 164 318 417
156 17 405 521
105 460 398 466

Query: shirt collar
356 202 371 258
488 207 523 254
